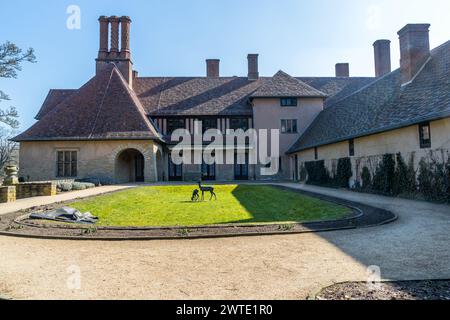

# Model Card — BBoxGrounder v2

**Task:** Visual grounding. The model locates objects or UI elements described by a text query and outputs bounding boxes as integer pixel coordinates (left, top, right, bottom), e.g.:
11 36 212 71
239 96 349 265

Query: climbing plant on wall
372 154 396 196
393 153 416 196
335 157 353 188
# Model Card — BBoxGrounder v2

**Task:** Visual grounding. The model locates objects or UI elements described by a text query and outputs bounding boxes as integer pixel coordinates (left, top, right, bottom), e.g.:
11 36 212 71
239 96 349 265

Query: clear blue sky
2 0 450 130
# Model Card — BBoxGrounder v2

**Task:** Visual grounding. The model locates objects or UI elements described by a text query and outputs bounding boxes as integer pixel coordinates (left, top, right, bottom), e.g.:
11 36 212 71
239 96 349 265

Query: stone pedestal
3 165 19 186
0 186 16 203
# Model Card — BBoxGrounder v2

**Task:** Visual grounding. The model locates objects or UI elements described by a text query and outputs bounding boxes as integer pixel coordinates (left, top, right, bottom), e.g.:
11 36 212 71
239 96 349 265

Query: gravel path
1 183 449 300
317 280 450 300
0 185 133 216
0 233 367 300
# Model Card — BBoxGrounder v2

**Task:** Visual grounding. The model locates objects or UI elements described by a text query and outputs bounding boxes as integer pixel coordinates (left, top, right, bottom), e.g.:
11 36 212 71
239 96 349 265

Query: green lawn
70 185 351 227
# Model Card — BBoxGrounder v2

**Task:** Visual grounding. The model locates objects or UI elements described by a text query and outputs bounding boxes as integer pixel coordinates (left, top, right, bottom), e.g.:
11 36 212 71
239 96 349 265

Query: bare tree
0 41 36 172
0 128 17 169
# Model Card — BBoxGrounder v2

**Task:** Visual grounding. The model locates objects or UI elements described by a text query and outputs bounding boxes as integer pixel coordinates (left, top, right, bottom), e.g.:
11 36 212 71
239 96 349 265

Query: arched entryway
115 149 145 183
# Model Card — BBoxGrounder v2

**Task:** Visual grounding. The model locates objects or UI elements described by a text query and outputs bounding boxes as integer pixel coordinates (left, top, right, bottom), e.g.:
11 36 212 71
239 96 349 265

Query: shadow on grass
223 185 347 225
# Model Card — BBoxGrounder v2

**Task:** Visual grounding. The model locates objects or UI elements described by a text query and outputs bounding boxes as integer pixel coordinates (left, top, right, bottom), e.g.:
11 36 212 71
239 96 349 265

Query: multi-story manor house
14 16 450 184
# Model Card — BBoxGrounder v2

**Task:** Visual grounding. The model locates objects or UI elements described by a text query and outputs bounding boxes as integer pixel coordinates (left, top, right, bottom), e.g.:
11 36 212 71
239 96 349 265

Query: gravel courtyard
1 183 449 300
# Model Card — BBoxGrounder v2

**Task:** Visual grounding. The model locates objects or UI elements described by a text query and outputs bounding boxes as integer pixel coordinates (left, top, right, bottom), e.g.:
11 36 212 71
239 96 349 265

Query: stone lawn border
313 279 450 300
0 185 397 241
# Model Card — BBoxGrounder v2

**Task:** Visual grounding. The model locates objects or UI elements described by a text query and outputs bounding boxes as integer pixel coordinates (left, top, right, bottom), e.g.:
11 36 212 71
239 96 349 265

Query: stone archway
115 149 145 183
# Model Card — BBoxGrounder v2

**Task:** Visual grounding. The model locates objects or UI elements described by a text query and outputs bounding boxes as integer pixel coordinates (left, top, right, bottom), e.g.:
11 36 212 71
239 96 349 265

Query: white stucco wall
252 97 324 179
293 117 450 182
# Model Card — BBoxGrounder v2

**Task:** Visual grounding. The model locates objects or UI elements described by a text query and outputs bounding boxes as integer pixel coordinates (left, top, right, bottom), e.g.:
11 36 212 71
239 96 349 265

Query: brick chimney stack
109 16 120 58
98 16 109 59
398 24 431 85
373 40 392 77
96 15 134 88
206 59 220 78
120 16 131 59
247 54 259 80
335 63 350 77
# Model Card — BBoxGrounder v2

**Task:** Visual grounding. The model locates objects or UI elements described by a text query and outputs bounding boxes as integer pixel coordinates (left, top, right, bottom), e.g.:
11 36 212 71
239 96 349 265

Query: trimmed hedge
361 166 372 191
305 160 330 185
335 158 353 188
305 157 352 188
372 154 396 196
393 153 416 196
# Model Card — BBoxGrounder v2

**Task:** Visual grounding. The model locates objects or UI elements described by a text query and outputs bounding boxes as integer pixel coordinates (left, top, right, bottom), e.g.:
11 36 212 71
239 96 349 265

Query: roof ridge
251 70 327 98
325 40 450 109
430 39 450 54
286 73 328 97
110 64 162 138
35 89 78 120
88 67 115 139
325 69 400 108
35 91 55 120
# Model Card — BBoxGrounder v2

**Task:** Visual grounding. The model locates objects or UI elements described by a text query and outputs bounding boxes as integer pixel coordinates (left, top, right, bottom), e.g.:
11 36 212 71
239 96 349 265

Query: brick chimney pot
109 16 120 58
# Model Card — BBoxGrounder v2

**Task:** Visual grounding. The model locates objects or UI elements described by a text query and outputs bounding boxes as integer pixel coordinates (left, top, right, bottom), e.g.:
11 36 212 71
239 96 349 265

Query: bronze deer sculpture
198 181 217 201
191 189 200 202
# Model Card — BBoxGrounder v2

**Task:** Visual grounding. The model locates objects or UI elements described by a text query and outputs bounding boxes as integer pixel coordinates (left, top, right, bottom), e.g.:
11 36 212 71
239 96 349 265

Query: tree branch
0 107 19 128
0 41 36 79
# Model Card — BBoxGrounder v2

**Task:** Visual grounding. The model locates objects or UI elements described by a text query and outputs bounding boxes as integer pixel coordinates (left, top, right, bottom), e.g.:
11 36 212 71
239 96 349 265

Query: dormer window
280 98 298 107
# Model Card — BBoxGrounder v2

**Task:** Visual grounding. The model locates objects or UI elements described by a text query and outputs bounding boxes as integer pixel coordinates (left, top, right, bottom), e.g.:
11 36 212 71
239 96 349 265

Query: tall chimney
120 16 132 59
206 59 220 78
373 40 391 77
398 24 430 85
96 16 134 87
109 16 120 58
247 54 259 80
98 16 109 59
335 63 350 77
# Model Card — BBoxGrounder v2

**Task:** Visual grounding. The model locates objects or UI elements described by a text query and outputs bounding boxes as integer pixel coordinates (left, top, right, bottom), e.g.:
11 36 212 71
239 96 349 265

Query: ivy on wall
418 155 450 202
302 151 450 204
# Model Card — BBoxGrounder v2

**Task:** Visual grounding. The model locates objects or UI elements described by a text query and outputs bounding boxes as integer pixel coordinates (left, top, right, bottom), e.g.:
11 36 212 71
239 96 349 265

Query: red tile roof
14 64 161 142
18 66 375 142
35 89 76 120
133 76 263 116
